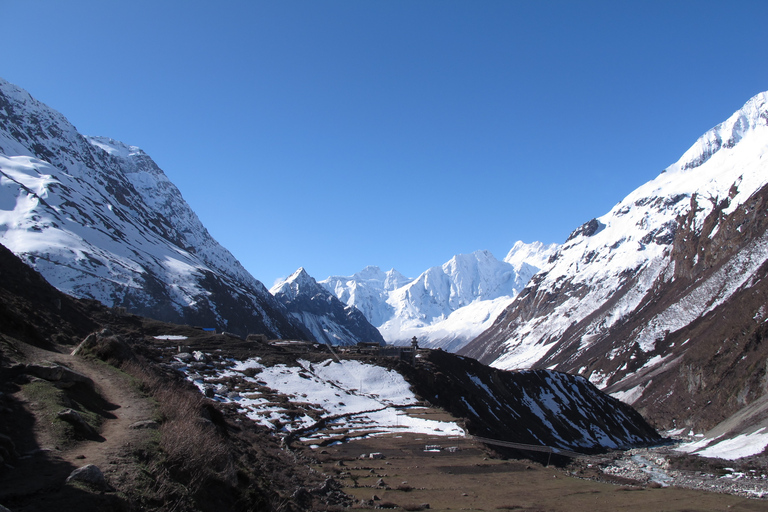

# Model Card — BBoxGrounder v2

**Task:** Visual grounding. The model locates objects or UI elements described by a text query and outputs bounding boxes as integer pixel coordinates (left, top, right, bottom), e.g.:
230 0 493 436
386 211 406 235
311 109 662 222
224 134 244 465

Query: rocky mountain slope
461 91 768 456
270 267 385 346
321 243 557 351
0 77 308 340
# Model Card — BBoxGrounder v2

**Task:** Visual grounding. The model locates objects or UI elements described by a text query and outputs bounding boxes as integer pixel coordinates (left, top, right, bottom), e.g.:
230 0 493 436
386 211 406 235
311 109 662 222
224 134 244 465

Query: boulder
175 352 193 362
25 364 93 388
57 409 99 437
66 464 107 490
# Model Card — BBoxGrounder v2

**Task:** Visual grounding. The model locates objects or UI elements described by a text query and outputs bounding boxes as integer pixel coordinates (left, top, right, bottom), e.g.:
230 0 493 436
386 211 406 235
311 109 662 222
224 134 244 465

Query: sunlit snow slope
0 77 308 339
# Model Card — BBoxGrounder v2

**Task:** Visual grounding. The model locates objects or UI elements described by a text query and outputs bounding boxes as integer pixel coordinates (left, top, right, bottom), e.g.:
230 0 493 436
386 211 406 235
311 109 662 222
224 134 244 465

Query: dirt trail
1 345 156 510
51 352 155 468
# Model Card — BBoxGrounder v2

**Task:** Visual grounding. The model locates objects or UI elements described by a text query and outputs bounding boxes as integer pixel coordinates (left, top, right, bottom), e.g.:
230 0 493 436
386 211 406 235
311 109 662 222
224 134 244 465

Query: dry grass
121 361 235 501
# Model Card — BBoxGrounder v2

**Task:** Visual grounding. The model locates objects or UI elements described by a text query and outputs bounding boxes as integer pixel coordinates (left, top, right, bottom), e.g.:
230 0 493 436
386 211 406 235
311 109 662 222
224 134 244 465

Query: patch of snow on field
153 335 188 341
186 356 464 440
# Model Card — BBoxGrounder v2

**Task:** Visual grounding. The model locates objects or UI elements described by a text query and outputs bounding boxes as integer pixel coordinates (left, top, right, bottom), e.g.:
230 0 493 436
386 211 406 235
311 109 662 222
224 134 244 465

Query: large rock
65 464 107 490
57 409 99 438
25 364 93 388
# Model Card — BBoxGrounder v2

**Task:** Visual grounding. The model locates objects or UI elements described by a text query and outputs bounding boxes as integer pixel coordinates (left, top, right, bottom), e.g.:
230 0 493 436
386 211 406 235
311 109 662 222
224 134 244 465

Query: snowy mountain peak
345 265 411 290
462 88 768 391
290 266 311 281
271 267 385 346
86 136 145 160
672 91 768 173
315 243 557 352
271 267 318 300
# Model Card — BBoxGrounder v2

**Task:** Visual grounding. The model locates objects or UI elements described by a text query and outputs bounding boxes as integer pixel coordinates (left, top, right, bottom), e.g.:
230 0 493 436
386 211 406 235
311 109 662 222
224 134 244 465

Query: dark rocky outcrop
397 350 661 456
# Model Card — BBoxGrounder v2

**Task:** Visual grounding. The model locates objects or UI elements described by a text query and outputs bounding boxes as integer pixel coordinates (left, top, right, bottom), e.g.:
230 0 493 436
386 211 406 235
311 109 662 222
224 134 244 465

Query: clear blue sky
3 1 768 286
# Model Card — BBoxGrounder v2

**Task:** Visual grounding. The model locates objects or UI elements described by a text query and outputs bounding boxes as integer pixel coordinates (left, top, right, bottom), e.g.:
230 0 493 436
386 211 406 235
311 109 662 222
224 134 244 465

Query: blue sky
3 1 768 285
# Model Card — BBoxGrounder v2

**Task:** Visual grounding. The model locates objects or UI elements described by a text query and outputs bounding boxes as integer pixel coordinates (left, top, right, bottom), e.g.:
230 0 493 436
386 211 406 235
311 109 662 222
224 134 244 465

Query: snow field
185 355 464 440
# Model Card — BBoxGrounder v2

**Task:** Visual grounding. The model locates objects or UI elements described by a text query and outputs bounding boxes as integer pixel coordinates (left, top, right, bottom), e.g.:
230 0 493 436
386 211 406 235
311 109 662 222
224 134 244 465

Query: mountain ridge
0 77 309 340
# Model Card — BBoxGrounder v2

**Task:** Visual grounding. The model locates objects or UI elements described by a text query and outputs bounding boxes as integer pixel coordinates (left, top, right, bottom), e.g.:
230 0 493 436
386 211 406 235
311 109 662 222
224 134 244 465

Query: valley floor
305 430 768 511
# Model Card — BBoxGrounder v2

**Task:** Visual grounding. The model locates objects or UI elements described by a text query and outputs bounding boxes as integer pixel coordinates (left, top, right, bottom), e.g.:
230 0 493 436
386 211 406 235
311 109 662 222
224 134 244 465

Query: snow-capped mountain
0 77 309 340
320 243 557 351
461 91 768 451
320 266 411 327
270 268 385 346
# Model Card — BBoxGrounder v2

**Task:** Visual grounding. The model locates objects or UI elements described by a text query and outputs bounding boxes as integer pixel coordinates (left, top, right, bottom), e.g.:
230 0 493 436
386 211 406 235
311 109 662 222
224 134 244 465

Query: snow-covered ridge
0 77 305 338
183 354 464 440
675 91 768 172
462 89 768 376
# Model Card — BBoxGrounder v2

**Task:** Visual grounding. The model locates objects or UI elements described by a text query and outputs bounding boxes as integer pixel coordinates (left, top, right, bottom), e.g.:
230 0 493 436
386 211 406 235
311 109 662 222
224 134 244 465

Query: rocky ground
590 443 768 499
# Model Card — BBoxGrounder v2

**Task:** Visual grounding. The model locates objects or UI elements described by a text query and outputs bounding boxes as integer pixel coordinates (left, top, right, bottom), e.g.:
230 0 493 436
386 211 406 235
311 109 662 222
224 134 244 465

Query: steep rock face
0 78 309 340
321 243 557 351
271 268 385 346
602 182 768 432
460 91 768 441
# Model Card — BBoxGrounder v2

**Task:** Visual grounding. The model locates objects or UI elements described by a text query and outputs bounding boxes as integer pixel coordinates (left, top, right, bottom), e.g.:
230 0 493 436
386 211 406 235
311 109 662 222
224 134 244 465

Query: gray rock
57 409 98 437
25 364 93 388
66 464 106 489
129 420 159 429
